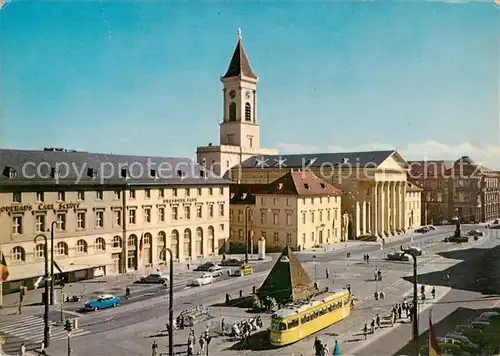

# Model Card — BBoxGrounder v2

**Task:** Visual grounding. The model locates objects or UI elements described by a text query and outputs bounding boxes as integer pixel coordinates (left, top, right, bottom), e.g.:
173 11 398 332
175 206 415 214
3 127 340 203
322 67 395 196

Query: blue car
84 294 121 311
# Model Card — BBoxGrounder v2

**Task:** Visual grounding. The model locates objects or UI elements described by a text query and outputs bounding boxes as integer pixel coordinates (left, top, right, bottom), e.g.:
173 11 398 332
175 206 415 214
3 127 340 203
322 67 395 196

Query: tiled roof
0 149 229 187
230 171 343 203
238 150 396 169
222 40 257 79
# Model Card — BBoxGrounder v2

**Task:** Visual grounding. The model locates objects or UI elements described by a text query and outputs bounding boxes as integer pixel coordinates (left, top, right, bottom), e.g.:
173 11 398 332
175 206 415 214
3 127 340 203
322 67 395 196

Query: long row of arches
7 226 217 265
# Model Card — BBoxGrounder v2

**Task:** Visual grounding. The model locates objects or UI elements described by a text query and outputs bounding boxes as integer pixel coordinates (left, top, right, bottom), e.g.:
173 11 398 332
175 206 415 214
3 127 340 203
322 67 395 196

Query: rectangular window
57 191 65 201
13 192 21 203
327 210 331 221
302 233 306 244
35 215 45 233
12 216 22 234
238 210 243 223
185 188 190 197
95 211 104 228
319 211 323 222
302 213 306 224
273 212 279 225
220 187 224 195
77 212 86 229
114 210 122 226
158 189 164 198
197 188 202 196
173 188 177 197
311 211 315 223
261 211 266 224
208 205 214 218
172 206 178 220
159 207 165 221
273 232 279 242
145 189 151 198
261 197 265 205
196 205 202 219
96 190 103 200
184 206 191 219
219 204 225 217
36 192 45 202
129 190 136 199
77 191 85 200
220 223 224 231
287 233 292 244
209 188 213 196
286 213 292 225
56 213 66 231
114 190 121 199
129 210 136 224
144 208 151 223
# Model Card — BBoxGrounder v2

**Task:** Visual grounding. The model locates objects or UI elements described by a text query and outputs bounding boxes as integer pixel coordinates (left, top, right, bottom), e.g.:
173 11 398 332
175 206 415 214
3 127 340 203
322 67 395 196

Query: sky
1 0 499 167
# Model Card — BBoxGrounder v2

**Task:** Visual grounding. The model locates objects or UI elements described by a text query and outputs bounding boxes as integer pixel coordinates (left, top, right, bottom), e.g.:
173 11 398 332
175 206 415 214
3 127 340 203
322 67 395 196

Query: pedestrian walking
398 305 402 319
20 343 26 356
366 254 370 263
391 311 396 327
431 286 436 299
325 268 330 279
333 340 340 356
314 337 323 356
370 318 375 333
323 343 330 356
151 340 158 356
221 318 225 336
199 334 206 355
363 254 367 263
363 323 368 340
376 314 381 329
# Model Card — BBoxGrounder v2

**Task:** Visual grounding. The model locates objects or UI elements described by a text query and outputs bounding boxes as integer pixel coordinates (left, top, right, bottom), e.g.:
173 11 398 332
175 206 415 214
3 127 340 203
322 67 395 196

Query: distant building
0 149 229 293
229 171 343 251
410 156 500 224
405 182 422 229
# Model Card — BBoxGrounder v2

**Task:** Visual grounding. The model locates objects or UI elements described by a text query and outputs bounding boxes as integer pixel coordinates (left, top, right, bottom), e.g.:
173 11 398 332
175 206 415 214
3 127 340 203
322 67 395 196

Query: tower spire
223 28 257 79
237 27 242 41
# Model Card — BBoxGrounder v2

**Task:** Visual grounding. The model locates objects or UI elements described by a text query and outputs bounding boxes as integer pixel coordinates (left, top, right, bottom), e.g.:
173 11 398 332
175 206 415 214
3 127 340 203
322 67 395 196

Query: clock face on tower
229 90 236 99
245 91 251 99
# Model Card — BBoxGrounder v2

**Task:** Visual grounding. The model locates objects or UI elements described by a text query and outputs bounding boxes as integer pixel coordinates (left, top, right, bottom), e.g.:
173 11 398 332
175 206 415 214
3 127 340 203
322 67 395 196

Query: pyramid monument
257 246 314 303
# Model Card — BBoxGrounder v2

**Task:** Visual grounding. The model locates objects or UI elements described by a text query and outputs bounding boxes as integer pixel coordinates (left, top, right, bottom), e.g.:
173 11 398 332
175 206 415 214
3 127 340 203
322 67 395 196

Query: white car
191 273 215 286
407 246 422 256
208 265 224 277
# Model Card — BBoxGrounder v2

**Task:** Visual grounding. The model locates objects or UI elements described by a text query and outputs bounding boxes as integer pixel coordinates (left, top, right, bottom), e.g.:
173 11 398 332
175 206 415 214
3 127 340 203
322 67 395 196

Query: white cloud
275 140 500 169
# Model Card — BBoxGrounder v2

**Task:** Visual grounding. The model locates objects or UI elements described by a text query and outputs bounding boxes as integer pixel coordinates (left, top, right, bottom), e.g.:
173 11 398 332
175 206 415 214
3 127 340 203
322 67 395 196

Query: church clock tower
196 29 277 178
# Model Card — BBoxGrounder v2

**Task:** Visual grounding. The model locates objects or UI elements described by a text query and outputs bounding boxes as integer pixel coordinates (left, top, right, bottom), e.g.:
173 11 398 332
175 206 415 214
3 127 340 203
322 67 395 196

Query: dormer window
87 168 98 178
242 193 247 199
200 170 206 178
177 170 185 178
304 184 310 189
340 158 349 164
150 169 157 178
305 158 317 166
230 193 235 199
3 167 16 178
278 183 283 190
50 167 58 178
320 183 326 189
121 168 128 178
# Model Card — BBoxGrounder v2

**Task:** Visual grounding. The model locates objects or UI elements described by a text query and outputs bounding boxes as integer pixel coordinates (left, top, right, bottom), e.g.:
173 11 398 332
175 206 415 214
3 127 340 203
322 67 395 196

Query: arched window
196 227 203 256
229 102 236 121
76 239 88 253
184 228 192 258
35 244 45 259
207 226 215 254
56 242 68 256
171 230 179 259
112 236 122 248
238 229 243 240
158 231 166 246
144 232 152 246
95 237 106 251
128 234 137 248
9 246 25 262
245 102 252 121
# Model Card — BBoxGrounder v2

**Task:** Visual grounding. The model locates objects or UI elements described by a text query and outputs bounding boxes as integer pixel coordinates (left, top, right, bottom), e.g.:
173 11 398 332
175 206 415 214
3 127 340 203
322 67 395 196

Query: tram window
288 319 299 329
278 323 287 331
301 314 311 323
328 304 334 312
319 308 327 316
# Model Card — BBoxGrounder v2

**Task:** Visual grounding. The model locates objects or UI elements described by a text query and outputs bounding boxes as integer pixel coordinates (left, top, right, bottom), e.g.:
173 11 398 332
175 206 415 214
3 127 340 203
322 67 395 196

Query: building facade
0 149 229 293
229 171 343 251
231 151 412 240
410 156 500 224
196 32 277 178
405 182 422 229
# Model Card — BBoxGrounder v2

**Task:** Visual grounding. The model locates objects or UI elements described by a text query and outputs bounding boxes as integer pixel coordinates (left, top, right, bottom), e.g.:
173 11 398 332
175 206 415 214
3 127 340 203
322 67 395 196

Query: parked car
444 235 469 243
220 258 244 267
427 225 437 230
407 246 423 256
190 273 215 286
194 262 217 271
208 265 224 277
477 311 500 321
84 294 121 311
466 229 484 237
139 273 169 284
386 252 410 261
415 227 430 233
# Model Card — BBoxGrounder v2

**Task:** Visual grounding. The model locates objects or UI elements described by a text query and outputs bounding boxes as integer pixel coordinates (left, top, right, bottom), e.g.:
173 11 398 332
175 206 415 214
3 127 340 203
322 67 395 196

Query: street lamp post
161 247 174 356
34 234 51 348
50 221 57 305
244 206 251 264
401 245 419 355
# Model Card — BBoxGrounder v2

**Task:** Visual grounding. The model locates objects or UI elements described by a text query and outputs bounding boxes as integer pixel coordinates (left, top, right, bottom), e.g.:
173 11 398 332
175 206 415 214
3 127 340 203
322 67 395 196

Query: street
1 225 498 356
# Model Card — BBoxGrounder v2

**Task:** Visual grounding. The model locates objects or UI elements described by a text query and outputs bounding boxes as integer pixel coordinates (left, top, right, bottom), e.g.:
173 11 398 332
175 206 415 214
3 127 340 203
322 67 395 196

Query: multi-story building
196 31 277 178
0 149 229 293
405 182 422 229
229 171 343 251
410 156 500 224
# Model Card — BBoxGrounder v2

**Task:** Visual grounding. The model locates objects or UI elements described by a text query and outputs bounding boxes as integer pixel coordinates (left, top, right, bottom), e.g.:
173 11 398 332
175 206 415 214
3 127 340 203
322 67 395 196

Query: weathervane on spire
237 28 242 41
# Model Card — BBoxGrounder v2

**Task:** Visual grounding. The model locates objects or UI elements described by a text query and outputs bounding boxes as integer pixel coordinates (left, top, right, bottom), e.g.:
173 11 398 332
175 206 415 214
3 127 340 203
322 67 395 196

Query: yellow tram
269 289 352 346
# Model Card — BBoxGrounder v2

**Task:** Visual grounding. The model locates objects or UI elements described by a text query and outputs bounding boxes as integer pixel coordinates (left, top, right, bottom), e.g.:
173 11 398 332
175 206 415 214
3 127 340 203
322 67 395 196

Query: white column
379 183 385 235
362 201 367 235
402 182 407 231
355 201 361 237
367 202 372 233
391 182 396 234
372 184 379 237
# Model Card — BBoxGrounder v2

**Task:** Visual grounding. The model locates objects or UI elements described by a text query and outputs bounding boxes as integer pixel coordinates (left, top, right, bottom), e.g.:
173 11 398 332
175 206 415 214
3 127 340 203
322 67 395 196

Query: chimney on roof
242 193 247 199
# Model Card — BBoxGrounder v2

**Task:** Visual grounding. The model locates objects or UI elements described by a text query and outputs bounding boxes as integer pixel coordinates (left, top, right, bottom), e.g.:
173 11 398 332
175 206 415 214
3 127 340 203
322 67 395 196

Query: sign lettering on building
163 198 198 204
0 202 81 214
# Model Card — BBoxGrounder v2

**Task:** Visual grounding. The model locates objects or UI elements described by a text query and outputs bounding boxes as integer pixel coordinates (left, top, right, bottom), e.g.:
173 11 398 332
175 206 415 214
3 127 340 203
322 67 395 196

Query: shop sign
163 198 198 204
0 202 81 214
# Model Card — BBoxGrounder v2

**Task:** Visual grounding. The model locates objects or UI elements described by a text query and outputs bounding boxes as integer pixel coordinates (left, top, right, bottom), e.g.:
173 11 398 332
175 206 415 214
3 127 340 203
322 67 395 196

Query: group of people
187 326 211 356
363 254 370 263
314 337 340 356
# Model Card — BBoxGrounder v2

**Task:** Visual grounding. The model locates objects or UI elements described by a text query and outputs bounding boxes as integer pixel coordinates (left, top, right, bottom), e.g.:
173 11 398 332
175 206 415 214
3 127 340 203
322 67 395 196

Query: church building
196 30 277 178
